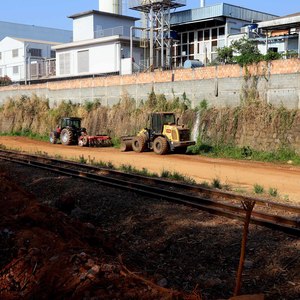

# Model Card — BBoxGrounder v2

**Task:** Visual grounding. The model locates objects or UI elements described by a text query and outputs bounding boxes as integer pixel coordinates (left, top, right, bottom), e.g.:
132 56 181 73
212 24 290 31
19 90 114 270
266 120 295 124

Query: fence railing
94 26 132 39
30 59 56 79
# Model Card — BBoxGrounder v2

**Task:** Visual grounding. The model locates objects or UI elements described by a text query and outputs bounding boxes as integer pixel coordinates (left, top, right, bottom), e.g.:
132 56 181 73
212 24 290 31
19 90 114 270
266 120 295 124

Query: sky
0 0 299 30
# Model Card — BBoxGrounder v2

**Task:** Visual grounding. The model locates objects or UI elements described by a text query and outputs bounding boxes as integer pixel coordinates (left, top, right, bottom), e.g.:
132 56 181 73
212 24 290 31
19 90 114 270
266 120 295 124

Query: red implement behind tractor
49 117 112 147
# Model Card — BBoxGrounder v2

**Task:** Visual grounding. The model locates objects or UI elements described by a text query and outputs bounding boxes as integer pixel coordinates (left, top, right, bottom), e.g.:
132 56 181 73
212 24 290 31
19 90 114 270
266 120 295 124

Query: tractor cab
60 117 82 130
149 112 176 135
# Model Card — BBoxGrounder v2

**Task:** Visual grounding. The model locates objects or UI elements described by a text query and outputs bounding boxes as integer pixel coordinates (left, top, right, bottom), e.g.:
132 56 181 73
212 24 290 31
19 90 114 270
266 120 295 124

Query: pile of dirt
0 174 198 300
1 159 299 300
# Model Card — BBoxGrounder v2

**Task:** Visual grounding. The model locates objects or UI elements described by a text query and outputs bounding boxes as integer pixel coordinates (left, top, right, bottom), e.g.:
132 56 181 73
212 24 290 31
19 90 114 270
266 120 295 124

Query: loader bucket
120 136 133 152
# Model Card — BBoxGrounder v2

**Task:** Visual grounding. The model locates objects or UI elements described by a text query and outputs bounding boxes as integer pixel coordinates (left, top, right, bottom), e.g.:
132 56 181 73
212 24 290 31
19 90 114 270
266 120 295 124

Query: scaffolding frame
129 0 186 70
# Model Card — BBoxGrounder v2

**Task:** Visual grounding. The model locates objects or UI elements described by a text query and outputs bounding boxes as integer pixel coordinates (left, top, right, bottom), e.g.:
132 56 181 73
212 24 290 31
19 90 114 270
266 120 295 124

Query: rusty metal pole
234 200 256 296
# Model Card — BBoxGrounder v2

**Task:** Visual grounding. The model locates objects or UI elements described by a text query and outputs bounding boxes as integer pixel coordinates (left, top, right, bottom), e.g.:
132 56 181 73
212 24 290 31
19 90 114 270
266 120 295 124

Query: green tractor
49 117 111 147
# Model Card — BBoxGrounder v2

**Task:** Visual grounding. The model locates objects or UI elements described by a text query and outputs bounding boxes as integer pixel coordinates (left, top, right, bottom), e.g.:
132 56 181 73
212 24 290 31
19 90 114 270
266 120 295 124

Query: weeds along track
0 149 299 237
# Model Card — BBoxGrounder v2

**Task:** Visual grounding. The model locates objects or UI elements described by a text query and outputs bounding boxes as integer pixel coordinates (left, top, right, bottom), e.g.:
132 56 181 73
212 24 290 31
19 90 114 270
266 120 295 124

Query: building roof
52 35 138 50
170 3 277 26
258 12 300 30
7 36 61 45
0 20 72 43
68 10 139 21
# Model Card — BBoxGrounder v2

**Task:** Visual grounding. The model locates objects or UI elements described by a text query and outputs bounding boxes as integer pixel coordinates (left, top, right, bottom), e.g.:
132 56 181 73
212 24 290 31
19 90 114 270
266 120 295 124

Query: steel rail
0 150 299 236
1 149 299 214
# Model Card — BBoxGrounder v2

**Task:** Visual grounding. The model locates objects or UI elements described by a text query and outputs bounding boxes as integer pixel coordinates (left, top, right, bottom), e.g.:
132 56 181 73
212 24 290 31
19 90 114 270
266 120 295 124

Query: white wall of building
73 15 95 42
257 36 299 55
89 42 120 73
55 42 121 77
0 37 25 81
0 37 58 82
55 39 144 77
73 13 136 42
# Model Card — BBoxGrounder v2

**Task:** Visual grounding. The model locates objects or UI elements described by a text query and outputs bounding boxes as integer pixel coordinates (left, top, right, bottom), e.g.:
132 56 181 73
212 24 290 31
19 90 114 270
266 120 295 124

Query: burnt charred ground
0 160 299 300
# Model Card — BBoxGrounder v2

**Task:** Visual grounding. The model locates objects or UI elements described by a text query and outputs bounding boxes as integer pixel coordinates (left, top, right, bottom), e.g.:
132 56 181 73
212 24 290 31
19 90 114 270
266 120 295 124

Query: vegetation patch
1 83 300 166
253 184 264 194
160 170 196 185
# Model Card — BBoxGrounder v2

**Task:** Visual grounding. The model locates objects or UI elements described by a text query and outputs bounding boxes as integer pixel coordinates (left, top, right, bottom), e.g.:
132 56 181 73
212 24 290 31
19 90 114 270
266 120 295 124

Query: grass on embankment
187 142 300 165
0 130 49 143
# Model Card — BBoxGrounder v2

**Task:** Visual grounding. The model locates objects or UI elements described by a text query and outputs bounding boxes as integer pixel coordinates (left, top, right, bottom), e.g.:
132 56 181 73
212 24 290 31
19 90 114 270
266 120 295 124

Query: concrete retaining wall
0 59 300 109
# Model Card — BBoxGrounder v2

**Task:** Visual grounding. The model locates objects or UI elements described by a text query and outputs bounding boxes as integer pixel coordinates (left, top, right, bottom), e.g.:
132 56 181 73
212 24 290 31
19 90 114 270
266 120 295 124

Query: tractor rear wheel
49 131 57 144
61 128 73 145
153 137 169 155
132 136 147 153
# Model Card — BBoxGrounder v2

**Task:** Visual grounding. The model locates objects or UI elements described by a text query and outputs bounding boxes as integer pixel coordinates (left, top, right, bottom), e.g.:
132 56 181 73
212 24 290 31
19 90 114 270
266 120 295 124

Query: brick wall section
1 59 299 93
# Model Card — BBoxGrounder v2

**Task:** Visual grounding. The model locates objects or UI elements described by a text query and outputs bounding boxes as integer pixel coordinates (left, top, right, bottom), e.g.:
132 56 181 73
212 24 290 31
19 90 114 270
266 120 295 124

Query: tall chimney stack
99 0 122 15
200 0 206 8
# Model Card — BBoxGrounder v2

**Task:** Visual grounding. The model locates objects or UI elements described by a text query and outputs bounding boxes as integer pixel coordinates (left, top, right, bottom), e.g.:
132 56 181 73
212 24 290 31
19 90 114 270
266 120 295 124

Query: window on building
204 30 210 41
212 28 218 40
77 50 89 73
13 66 19 74
59 53 71 75
211 40 218 52
50 50 56 58
189 44 194 59
29 48 42 57
197 30 203 41
0 52 2 60
0 68 2 76
181 44 188 56
181 32 187 43
219 27 225 36
12 49 19 58
189 32 194 43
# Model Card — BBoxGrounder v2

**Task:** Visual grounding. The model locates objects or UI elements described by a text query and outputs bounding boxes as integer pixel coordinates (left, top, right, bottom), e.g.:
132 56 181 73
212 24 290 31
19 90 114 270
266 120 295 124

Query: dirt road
1 136 300 203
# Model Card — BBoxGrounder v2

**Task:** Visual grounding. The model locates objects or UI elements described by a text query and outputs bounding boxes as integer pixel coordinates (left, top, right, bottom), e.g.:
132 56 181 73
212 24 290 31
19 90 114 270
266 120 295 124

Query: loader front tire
153 137 169 155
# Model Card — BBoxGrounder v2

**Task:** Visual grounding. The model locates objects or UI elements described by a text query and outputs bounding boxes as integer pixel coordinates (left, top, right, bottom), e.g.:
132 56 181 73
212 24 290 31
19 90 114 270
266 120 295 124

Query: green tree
230 37 263 66
216 46 234 64
264 50 282 61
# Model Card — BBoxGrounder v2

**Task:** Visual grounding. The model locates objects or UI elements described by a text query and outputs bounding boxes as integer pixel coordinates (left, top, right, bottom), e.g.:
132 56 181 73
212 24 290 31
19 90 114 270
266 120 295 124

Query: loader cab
150 113 176 134
61 117 81 130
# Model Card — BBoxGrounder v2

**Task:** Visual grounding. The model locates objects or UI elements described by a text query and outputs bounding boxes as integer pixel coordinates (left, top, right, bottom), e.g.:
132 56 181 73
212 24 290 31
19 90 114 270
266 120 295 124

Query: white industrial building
169 2 277 66
53 0 278 77
0 20 72 82
1 1 298 83
0 37 60 82
257 13 300 57
53 7 143 77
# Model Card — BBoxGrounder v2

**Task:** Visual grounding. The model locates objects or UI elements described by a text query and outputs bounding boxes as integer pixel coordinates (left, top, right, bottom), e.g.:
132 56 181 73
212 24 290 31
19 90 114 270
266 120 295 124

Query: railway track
0 149 299 236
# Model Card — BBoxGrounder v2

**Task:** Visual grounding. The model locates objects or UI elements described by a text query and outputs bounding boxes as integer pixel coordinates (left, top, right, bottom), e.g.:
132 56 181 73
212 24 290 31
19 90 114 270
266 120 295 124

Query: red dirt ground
0 136 299 203
0 173 199 300
0 137 299 300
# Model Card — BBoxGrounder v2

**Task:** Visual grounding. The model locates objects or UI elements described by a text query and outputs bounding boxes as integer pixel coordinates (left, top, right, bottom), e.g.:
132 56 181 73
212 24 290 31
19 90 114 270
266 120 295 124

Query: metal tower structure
129 0 186 70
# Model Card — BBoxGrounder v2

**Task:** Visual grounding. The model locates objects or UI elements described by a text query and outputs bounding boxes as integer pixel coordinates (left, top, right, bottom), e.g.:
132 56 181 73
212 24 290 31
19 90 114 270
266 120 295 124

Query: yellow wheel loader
120 112 195 155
